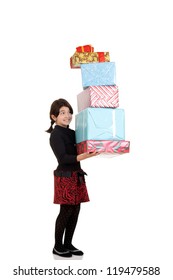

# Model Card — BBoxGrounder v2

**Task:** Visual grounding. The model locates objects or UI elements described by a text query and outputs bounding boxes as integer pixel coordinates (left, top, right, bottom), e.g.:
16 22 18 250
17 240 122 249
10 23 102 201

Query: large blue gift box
75 107 125 144
80 62 116 88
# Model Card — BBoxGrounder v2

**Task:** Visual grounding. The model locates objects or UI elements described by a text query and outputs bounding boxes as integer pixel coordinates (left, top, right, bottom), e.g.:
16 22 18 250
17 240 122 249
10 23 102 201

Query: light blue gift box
80 62 116 88
75 108 125 144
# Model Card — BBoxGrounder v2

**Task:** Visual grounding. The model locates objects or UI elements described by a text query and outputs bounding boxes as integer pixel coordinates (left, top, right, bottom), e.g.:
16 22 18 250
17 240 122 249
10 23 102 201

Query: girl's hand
77 151 100 162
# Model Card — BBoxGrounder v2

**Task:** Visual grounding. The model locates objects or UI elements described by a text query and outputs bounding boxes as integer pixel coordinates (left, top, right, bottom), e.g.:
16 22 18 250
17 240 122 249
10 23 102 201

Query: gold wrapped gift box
70 51 110 69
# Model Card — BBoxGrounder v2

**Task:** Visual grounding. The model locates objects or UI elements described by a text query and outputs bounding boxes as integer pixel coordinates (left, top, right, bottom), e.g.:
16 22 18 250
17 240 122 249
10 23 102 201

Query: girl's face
52 106 72 128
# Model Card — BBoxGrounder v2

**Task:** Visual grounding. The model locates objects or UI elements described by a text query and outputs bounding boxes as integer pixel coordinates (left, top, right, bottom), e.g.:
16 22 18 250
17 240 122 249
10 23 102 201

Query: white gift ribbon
112 109 116 138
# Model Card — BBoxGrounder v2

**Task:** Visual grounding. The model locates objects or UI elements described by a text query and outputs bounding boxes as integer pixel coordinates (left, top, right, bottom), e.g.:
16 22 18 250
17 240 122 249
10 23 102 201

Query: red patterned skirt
53 170 89 205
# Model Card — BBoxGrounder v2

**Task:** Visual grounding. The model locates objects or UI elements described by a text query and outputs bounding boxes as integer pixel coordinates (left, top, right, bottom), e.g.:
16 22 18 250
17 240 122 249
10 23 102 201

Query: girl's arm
77 151 99 162
50 133 77 164
50 131 99 164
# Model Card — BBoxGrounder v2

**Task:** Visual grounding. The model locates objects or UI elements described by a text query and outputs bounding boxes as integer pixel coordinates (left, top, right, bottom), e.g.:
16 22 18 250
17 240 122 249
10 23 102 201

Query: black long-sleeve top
50 125 81 172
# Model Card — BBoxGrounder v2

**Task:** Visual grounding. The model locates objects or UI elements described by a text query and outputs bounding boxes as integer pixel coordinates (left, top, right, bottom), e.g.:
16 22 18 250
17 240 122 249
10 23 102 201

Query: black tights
54 204 80 251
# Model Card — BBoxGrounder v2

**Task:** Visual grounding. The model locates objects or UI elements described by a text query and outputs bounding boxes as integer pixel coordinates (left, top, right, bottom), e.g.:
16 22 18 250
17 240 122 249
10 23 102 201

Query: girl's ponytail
45 119 55 133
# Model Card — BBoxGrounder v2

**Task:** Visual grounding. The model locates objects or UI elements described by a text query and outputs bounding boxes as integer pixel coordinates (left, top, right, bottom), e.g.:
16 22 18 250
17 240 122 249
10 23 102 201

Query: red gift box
76 44 94 52
76 140 130 156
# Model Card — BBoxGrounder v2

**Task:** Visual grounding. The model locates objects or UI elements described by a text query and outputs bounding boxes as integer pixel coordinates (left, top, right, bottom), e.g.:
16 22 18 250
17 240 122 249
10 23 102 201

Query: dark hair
45 98 73 133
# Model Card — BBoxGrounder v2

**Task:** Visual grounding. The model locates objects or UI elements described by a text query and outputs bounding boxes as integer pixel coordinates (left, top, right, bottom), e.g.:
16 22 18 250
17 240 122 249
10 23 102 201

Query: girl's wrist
77 154 84 162
77 152 99 162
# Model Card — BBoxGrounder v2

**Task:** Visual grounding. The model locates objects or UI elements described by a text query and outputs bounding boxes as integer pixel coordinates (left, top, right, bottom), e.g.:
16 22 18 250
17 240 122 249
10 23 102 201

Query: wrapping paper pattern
81 62 116 87
76 140 130 154
75 107 125 143
77 85 119 112
70 52 110 69
54 172 89 205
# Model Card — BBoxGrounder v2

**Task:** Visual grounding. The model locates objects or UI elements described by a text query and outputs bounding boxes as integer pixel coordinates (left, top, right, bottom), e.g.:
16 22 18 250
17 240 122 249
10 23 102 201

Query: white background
0 0 173 279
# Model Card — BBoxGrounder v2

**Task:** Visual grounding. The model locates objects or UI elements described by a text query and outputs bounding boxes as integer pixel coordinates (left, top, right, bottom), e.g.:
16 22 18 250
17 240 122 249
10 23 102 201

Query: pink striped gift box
77 85 119 112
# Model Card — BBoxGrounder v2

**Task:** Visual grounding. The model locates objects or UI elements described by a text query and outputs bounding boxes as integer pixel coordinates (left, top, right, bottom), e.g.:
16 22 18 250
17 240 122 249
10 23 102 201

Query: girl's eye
60 111 71 115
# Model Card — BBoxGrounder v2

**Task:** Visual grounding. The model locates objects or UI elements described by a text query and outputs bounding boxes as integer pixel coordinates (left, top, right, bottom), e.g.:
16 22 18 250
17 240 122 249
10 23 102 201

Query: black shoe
69 249 84 256
64 245 84 256
52 248 72 258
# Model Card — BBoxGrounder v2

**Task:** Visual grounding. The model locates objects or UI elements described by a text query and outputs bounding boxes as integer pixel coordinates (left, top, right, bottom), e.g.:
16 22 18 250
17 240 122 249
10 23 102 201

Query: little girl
46 98 98 258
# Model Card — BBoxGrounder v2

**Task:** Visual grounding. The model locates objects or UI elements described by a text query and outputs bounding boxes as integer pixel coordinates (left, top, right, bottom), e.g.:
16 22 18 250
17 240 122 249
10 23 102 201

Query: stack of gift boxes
70 44 130 156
